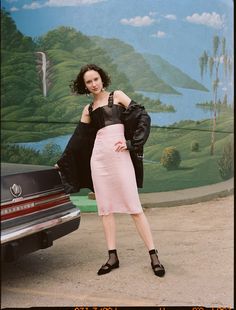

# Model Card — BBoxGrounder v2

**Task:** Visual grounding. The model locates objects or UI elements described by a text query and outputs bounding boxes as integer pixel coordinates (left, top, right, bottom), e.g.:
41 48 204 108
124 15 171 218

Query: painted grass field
141 109 233 192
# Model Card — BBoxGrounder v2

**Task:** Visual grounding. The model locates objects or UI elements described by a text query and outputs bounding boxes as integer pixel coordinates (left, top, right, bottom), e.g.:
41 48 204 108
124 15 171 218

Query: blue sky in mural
1 0 233 84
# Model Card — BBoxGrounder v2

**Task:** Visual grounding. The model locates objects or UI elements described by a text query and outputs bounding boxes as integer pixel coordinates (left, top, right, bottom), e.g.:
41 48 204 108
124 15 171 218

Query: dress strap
88 91 114 115
108 91 114 107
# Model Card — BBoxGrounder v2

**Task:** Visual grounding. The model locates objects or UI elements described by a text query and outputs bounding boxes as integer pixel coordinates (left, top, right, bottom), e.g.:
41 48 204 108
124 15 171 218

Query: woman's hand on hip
114 141 127 152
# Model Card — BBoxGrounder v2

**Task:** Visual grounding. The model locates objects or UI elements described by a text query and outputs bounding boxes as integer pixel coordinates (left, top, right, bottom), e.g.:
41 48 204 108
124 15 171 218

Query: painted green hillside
1 9 175 143
143 53 209 91
1 108 233 192
141 108 233 192
1 10 43 110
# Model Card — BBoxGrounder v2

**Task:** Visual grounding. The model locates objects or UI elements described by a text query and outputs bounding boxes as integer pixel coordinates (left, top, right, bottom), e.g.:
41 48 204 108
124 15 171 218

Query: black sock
149 249 160 266
106 249 118 266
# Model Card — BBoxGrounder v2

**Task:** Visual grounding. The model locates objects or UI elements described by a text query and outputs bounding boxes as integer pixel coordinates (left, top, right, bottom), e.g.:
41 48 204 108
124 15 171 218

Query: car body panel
1 163 81 262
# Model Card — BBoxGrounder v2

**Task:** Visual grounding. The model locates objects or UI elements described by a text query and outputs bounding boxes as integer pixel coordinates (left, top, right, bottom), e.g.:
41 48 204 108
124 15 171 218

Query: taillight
1 192 70 221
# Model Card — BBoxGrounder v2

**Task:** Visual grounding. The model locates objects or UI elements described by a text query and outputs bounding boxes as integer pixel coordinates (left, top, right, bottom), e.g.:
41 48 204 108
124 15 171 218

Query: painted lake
18 88 214 152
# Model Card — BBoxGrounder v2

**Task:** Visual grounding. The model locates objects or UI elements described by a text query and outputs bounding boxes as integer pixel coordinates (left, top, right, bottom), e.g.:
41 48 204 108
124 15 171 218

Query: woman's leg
131 212 165 277
97 213 119 275
131 212 155 250
101 213 116 250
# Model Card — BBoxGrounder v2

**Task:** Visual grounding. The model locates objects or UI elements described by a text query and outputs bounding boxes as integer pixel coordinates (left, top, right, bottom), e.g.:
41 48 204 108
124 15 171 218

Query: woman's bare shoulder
81 104 91 123
113 90 131 108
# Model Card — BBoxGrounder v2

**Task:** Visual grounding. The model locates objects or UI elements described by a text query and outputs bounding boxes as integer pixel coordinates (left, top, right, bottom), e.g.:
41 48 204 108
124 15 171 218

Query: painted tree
199 35 232 155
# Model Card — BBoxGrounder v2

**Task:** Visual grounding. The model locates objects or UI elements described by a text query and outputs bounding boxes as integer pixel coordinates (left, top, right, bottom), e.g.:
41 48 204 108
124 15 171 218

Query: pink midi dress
89 94 143 216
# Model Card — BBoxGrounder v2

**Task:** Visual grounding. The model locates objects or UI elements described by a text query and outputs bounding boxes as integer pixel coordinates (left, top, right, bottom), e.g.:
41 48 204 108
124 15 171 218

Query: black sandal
149 249 165 277
97 249 119 275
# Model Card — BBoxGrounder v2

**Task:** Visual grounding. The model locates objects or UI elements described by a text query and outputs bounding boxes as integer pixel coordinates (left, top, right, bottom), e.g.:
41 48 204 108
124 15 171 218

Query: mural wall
1 0 234 193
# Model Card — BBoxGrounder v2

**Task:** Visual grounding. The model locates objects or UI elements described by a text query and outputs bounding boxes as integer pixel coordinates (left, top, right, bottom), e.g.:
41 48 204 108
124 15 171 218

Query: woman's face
83 70 103 95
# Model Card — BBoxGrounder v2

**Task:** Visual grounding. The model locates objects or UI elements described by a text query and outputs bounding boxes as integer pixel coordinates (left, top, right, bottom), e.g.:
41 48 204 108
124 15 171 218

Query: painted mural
1 0 234 193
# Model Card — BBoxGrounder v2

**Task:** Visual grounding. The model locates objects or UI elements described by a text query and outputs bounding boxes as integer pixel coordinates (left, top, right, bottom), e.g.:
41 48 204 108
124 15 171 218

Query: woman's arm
125 105 151 152
113 90 150 152
113 90 131 152
56 104 95 193
119 93 151 152
81 104 91 123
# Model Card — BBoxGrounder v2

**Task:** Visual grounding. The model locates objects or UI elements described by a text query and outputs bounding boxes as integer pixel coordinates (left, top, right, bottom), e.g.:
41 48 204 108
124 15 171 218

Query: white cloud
120 16 155 27
149 11 157 17
10 6 19 11
151 30 166 38
23 2 43 10
22 0 106 10
45 0 105 7
186 12 224 29
164 14 176 20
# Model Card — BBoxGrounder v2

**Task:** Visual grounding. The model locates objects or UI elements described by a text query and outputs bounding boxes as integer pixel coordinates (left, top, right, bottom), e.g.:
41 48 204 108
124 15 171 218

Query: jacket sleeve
122 100 151 152
56 121 95 193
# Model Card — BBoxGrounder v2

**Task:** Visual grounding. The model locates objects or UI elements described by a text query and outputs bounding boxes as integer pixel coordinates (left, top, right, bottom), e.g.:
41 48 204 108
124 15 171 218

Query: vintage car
1 163 81 262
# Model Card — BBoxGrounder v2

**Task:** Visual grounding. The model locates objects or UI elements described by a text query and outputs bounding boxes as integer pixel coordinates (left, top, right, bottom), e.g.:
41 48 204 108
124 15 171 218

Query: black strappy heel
149 249 165 277
97 249 119 275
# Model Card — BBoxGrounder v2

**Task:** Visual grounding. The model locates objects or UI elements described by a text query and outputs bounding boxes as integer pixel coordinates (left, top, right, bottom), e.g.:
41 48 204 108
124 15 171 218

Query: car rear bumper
1 208 81 262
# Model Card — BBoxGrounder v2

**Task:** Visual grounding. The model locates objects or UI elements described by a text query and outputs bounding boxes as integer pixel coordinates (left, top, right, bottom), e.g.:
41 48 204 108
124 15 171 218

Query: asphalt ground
1 195 234 308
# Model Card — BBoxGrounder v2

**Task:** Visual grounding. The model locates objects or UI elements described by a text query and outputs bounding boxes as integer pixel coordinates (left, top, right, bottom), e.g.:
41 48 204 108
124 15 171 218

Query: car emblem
10 184 22 198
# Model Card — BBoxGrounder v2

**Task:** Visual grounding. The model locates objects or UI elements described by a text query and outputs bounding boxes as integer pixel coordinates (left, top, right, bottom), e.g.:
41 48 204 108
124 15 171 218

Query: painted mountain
92 37 208 93
142 53 208 91
1 8 208 143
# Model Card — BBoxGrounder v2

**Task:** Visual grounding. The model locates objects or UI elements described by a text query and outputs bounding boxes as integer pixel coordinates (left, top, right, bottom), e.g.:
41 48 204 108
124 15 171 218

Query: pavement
70 177 234 211
1 165 234 308
1 195 234 308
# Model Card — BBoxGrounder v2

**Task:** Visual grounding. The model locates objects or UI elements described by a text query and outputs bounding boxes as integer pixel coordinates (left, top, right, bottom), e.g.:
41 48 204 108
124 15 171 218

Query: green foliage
36 27 92 52
217 141 234 180
1 9 42 110
1 8 35 52
41 142 62 166
223 94 227 105
160 146 181 170
191 140 200 152
1 142 62 166
1 144 42 165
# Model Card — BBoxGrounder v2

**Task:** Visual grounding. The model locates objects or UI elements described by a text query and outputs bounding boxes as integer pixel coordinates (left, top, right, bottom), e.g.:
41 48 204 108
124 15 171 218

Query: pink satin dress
89 94 143 216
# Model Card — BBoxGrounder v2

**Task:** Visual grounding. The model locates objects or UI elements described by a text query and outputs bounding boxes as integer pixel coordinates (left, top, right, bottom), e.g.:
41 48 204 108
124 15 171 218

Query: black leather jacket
57 100 151 193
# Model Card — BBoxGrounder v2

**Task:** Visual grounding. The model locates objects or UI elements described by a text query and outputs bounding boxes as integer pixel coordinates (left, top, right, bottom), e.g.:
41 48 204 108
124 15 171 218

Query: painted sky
1 0 234 86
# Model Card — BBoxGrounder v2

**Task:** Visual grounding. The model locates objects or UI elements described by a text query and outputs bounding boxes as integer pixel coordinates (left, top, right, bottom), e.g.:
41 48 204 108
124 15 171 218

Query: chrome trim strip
1 209 81 244
2 201 74 224
1 194 69 216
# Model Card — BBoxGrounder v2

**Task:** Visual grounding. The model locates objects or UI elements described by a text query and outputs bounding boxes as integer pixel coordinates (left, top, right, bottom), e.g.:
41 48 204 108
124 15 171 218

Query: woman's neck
93 90 108 100
92 91 109 106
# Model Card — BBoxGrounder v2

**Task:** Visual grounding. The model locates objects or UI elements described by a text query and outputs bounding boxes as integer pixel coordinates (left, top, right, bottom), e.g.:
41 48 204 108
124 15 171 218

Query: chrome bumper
1 208 81 244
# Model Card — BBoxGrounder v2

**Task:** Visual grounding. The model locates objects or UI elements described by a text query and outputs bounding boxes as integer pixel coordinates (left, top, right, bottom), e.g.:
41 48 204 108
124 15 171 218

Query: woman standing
57 64 165 277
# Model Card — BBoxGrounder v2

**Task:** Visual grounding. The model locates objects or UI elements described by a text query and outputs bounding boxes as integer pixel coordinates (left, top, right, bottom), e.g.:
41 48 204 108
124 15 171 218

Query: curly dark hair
70 64 111 95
